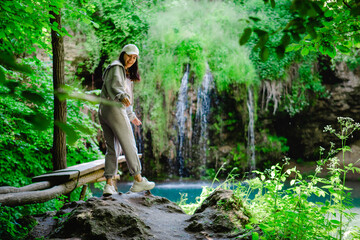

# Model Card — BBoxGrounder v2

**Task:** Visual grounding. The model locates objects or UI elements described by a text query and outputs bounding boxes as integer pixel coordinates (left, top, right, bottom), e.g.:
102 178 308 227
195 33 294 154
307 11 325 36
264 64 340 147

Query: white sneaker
103 184 117 196
130 177 155 192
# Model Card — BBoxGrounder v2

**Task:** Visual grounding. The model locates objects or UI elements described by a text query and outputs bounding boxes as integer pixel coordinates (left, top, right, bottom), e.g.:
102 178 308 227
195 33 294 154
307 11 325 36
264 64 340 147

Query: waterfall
195 69 213 173
247 87 256 172
176 65 190 177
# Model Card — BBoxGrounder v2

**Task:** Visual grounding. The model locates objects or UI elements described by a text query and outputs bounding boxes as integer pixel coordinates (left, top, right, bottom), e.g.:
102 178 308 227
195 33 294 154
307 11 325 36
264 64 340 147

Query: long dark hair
119 52 141 82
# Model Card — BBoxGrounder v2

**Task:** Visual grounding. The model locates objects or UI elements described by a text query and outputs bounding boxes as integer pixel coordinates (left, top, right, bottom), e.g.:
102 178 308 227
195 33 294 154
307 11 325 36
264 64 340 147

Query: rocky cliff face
270 60 360 161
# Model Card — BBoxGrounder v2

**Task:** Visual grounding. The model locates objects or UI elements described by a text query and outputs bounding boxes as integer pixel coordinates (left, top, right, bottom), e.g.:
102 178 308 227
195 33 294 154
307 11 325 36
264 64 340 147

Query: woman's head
119 44 141 81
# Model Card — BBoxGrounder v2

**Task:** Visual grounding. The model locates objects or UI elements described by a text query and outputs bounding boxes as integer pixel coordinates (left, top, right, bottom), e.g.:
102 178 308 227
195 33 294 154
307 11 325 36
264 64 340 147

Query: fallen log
0 169 105 207
0 155 140 206
0 181 52 194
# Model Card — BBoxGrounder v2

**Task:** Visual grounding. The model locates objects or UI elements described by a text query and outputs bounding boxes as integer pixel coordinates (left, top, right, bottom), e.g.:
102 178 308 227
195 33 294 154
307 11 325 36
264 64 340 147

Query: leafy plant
179 117 360 239
245 117 360 239
239 0 360 61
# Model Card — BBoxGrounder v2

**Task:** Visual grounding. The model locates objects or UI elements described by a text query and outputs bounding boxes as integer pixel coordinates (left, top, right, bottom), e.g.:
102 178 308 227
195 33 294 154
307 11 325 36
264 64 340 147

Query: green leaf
252 232 259 240
270 0 275 8
245 224 253 230
254 29 267 37
255 33 269 49
73 122 93 135
319 45 326 55
92 21 100 29
336 45 350 53
301 47 309 56
259 223 273 231
240 28 252 46
286 43 299 52
52 21 59 28
83 17 91 25
55 121 80 146
324 10 333 18
21 90 46 104
325 45 336 58
24 113 51 131
330 219 340 225
249 17 260 22
0 52 32 74
25 7 34 14
61 27 72 37
260 47 269 62
50 0 65 8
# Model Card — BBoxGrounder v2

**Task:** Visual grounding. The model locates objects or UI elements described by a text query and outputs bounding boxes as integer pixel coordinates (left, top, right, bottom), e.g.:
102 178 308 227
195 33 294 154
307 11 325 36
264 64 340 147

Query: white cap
122 44 139 56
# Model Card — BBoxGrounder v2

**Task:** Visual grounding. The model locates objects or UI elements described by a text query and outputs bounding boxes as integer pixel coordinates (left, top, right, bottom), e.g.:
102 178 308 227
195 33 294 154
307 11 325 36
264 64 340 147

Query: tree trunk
51 9 67 170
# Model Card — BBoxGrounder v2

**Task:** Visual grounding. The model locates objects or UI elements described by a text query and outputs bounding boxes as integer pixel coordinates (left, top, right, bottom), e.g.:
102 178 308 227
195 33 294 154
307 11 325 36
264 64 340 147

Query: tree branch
342 0 352 9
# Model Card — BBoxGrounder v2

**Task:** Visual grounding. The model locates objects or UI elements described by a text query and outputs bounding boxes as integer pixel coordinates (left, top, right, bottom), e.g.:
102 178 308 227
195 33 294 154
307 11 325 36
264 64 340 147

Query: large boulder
185 188 256 239
29 192 193 240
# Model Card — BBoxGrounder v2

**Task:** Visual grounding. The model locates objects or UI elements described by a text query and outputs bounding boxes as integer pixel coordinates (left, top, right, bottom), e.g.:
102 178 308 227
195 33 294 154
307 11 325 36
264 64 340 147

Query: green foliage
240 0 360 60
180 117 360 239
179 163 236 215
0 195 74 240
0 57 101 239
332 49 360 71
88 0 153 61
227 143 248 174
242 117 359 239
282 57 327 116
256 130 289 168
137 0 259 160
240 0 297 80
0 0 90 57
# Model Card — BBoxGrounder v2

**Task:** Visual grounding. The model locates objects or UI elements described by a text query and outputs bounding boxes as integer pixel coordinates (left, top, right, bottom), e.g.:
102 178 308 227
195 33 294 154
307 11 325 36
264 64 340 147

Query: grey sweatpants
98 103 142 178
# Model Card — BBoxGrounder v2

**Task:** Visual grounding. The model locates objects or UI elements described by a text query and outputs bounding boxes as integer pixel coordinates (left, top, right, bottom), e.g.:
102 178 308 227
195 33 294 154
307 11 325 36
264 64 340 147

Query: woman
98 44 155 196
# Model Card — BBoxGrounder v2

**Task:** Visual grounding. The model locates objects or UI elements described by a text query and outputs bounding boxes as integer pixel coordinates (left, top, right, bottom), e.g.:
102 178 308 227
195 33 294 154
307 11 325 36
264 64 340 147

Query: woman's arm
105 66 130 102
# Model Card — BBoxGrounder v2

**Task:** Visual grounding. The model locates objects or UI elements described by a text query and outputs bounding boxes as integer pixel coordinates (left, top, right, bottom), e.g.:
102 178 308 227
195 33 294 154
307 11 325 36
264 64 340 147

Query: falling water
195 69 214 172
247 87 256 172
176 65 190 177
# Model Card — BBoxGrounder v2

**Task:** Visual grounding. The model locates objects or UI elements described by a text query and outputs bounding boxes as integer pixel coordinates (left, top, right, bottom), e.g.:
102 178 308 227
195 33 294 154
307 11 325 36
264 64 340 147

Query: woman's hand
121 97 131 107
131 117 142 126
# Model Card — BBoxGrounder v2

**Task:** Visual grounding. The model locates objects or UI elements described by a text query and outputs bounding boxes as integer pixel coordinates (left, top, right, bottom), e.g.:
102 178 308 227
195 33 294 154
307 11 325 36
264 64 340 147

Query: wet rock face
185 189 253 239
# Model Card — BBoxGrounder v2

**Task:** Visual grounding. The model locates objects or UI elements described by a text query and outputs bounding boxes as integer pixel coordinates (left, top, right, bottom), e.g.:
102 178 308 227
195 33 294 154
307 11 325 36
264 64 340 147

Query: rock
30 193 196 240
185 188 254 239
51 198 151 240
28 189 259 240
